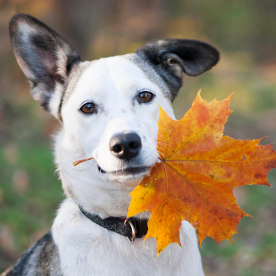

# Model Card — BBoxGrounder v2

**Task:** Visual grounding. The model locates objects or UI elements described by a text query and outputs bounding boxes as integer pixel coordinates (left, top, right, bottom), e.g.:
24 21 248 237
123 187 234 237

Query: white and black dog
6 14 219 276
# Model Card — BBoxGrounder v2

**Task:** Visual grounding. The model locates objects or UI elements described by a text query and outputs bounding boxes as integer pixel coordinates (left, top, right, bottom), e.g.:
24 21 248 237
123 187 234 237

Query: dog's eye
137 91 154 103
80 102 96 114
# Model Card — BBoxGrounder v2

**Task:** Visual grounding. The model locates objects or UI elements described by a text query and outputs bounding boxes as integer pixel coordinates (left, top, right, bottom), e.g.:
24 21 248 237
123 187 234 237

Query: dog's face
62 56 168 184
9 14 219 214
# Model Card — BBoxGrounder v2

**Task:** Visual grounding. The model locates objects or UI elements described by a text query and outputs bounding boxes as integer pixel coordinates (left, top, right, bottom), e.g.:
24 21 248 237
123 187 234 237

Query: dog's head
10 14 219 215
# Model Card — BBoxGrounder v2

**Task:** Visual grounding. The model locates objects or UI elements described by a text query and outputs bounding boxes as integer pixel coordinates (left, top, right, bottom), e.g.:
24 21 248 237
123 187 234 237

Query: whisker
156 141 168 145
156 141 171 147
157 145 168 152
156 142 168 147
157 142 175 152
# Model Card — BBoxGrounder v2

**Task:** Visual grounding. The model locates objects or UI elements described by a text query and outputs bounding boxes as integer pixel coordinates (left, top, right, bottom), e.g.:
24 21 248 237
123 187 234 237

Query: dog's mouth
73 157 151 177
97 165 150 176
97 165 107 174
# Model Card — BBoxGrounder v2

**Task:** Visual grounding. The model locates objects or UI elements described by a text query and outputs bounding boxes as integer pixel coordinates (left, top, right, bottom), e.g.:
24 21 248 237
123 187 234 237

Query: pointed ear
136 39 219 100
9 14 81 117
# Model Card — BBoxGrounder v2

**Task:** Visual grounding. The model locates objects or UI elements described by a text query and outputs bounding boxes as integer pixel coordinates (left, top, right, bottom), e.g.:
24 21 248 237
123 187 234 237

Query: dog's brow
125 54 172 101
58 62 90 119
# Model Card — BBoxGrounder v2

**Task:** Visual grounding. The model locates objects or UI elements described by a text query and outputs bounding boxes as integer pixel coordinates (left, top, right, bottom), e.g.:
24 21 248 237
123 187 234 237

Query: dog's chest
52 199 203 276
57 237 177 276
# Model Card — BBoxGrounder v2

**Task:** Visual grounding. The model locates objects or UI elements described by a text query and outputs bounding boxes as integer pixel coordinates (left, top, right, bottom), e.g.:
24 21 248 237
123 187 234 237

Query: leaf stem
73 157 94 166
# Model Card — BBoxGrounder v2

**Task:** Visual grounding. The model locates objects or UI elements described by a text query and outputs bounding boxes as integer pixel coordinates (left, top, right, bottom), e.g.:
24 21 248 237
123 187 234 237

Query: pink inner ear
37 48 64 84
167 58 179 65
40 50 56 73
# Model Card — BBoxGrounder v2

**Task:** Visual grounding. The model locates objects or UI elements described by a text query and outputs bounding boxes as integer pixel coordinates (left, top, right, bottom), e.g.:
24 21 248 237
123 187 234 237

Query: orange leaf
127 91 276 254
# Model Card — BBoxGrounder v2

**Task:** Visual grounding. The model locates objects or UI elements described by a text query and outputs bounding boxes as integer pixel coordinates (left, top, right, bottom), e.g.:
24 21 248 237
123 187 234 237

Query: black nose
110 132 142 160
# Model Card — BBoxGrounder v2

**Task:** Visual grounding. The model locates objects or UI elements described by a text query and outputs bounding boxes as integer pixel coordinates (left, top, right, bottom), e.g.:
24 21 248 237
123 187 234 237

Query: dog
6 13 219 276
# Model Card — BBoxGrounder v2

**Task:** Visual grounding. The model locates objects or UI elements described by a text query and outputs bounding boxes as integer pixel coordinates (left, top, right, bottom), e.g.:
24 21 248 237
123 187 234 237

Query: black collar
79 206 148 242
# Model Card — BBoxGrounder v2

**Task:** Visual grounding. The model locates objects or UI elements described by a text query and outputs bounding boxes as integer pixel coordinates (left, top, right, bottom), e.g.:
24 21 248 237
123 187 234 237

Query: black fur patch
66 53 81 76
6 232 61 276
137 39 219 100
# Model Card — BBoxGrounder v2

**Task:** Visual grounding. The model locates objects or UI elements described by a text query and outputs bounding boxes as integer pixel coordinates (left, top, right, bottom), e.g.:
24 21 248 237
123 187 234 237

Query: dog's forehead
81 55 155 90
65 54 171 104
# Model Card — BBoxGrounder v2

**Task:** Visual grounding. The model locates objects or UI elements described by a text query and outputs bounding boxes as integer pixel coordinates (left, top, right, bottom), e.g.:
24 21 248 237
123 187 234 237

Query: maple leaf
127 91 276 254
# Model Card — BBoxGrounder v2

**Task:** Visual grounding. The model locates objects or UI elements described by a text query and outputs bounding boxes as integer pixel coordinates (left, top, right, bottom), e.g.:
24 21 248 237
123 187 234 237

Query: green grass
0 142 63 266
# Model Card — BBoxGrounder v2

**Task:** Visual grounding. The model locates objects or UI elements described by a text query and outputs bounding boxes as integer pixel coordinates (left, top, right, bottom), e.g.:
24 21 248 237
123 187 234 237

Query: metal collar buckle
125 220 136 243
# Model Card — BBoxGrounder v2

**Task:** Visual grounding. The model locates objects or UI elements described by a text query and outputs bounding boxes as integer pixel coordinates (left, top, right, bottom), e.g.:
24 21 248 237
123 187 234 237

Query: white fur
53 199 203 276
52 55 204 275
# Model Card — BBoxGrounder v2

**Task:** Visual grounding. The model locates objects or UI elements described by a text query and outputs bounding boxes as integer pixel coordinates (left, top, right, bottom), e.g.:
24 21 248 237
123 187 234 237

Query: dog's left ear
137 39 219 100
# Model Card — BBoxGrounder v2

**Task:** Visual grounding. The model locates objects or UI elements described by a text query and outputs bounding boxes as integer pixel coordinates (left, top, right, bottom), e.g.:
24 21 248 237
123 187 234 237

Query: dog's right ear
9 14 81 117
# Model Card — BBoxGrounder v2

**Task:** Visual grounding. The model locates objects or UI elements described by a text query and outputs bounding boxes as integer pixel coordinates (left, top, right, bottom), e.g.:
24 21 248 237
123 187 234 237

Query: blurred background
0 0 276 275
